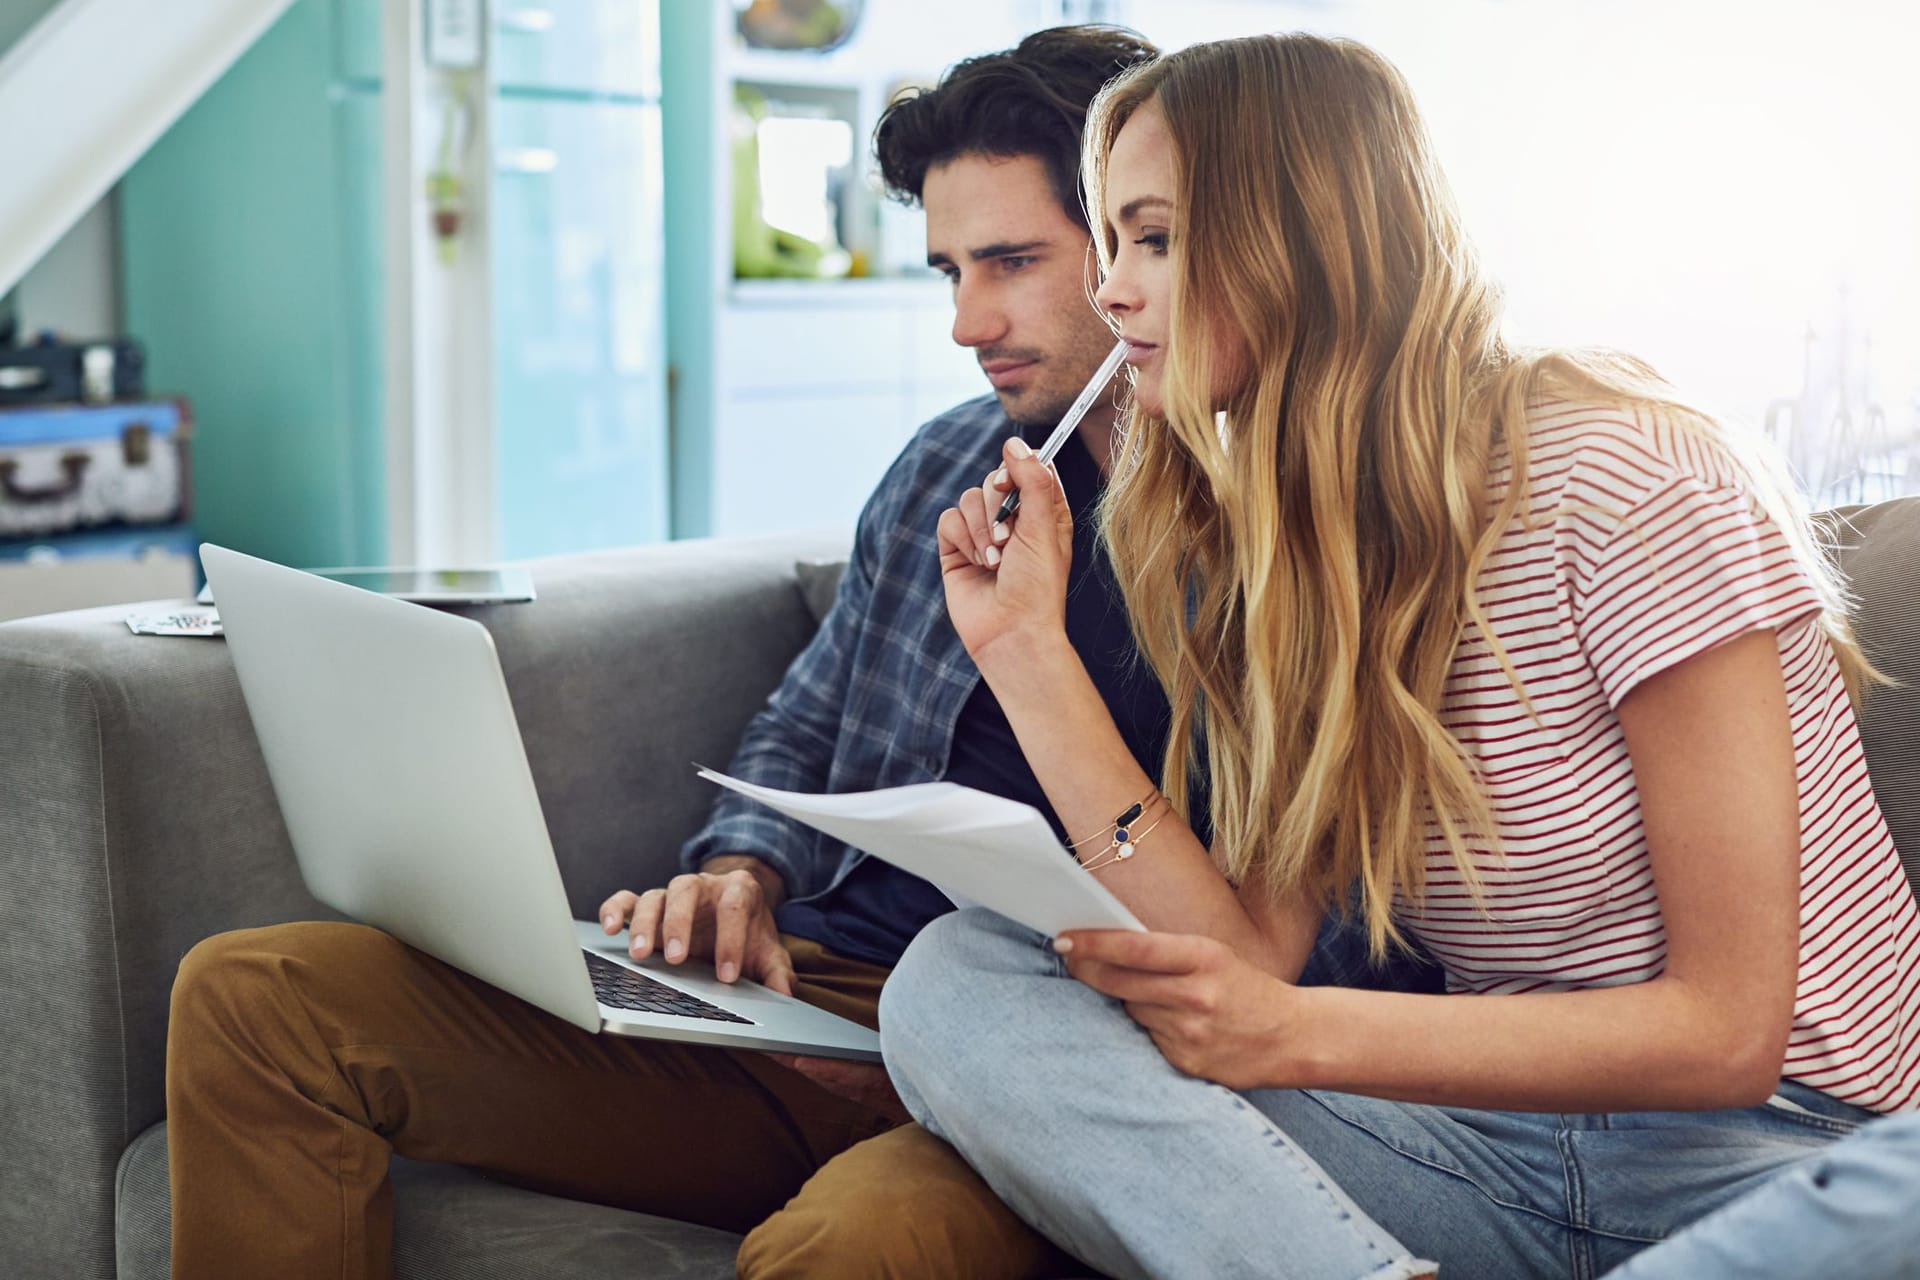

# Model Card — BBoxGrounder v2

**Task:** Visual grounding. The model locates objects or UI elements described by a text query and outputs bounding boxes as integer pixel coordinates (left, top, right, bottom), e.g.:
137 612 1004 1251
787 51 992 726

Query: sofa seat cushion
113 1123 743 1279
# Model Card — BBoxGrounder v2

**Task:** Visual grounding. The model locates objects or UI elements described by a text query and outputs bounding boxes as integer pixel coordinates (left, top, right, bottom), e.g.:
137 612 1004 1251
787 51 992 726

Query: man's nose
951 283 1008 350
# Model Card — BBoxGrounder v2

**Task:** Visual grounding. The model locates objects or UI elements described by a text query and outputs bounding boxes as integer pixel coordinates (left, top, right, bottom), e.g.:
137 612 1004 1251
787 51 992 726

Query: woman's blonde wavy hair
1085 33 1871 958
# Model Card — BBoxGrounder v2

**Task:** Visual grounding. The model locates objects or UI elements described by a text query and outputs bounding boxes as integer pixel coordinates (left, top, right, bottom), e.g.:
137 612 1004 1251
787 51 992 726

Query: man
166 26 1160 1280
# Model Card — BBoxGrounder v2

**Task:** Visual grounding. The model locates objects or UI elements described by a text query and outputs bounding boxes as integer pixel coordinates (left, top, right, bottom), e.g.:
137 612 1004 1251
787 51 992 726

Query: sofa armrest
0 528 847 1279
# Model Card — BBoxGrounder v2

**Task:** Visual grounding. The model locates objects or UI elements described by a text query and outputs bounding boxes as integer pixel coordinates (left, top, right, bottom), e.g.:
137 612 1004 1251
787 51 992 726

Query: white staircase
0 0 296 295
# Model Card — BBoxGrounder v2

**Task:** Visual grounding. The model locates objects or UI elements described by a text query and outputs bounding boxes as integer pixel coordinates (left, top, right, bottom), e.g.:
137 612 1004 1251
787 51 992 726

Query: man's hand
598 857 794 995
770 1054 911 1125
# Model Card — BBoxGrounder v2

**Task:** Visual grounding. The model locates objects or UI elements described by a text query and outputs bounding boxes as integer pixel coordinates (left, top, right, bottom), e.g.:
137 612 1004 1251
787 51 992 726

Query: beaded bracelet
1064 787 1159 853
1068 790 1166 870
1078 809 1168 872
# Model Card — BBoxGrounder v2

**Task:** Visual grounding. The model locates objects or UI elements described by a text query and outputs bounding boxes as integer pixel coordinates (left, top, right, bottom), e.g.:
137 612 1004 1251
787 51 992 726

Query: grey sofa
0 529 850 1279
3 502 1918 1280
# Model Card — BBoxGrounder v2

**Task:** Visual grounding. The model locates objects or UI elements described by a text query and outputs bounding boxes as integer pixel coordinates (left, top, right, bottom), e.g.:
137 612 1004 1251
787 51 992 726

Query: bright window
1133 0 1920 505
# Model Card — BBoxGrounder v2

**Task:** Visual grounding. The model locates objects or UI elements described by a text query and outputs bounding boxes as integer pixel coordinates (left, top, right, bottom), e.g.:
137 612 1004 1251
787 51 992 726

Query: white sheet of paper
697 767 1145 936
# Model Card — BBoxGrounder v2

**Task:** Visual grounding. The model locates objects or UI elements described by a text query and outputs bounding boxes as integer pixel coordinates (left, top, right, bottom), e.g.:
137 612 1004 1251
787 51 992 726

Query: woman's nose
1094 270 1137 317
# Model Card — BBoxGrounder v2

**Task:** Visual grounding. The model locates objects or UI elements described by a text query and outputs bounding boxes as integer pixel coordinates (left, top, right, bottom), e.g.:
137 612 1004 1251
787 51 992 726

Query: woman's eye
1132 232 1170 254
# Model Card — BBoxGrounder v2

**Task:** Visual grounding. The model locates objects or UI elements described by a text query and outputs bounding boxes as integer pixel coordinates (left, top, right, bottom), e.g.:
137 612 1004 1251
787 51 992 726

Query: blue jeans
880 909 1920 1280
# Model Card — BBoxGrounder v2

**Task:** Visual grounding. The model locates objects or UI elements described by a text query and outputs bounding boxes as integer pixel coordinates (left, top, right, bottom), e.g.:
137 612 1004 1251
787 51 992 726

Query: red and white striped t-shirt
1405 400 1920 1114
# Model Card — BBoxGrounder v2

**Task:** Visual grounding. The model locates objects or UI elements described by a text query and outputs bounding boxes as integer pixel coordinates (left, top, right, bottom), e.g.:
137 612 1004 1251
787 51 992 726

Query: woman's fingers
1054 929 1211 974
941 439 1058 575
983 466 1013 546
1066 957 1205 1007
997 439 1071 553
957 486 999 568
936 505 982 572
1000 438 1057 505
937 437 1069 585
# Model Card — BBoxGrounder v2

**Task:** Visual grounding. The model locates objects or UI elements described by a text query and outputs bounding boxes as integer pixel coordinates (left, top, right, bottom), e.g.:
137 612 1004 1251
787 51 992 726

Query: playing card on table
125 608 223 637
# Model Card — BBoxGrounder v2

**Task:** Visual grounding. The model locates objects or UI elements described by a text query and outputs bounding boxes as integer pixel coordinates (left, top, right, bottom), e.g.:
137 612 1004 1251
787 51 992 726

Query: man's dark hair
874 26 1159 231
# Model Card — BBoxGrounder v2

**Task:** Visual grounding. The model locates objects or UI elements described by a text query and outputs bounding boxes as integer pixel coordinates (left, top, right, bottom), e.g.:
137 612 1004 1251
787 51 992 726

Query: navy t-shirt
773 432 1174 967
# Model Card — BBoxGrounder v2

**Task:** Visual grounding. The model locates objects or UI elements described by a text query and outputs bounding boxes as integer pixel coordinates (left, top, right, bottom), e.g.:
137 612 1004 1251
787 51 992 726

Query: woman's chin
1130 379 1163 416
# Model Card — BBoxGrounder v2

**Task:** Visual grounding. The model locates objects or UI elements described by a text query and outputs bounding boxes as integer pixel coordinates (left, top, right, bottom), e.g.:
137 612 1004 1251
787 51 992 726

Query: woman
877 32 1920 1280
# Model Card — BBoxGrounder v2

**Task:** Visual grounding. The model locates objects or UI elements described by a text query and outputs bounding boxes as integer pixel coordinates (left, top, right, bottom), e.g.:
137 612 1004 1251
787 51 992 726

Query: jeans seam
1557 1125 1592 1280
1034 932 1069 978
1222 1091 1427 1272
1299 1092 1581 1231
1760 1108 1860 1137
335 1118 353 1280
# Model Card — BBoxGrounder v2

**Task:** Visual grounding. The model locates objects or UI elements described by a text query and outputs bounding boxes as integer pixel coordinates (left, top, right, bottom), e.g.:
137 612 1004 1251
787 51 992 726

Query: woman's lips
1121 340 1159 364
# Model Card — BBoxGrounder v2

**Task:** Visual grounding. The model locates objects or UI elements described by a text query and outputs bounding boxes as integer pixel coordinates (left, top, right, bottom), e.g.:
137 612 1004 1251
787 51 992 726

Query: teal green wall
120 0 384 568
0 0 61 58
659 0 715 539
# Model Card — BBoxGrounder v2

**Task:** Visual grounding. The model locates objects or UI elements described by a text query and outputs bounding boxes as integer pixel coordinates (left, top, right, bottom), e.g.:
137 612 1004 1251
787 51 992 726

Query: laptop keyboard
584 951 755 1024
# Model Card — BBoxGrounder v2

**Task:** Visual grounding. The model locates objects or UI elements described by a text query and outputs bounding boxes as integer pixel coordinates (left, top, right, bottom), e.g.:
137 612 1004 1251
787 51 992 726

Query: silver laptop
200 543 881 1063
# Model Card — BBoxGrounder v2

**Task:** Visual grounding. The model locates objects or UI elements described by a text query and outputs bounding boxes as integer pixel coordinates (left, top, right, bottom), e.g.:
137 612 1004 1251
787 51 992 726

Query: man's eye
1000 256 1035 271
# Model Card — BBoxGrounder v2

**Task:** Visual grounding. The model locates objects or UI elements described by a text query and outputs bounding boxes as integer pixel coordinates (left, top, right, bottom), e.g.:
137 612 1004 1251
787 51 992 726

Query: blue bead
1114 828 1130 841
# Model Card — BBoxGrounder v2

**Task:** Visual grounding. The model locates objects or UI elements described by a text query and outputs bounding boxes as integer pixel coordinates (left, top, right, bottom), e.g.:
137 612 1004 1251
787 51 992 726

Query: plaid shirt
679 394 1023 904
676 392 1445 994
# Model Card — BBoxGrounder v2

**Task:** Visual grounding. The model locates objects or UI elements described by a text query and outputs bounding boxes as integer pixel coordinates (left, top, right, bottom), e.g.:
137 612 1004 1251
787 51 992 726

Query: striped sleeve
1570 471 1825 709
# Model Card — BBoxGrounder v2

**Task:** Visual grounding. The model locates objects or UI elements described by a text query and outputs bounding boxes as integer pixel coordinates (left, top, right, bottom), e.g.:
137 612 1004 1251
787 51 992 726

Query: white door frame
381 0 496 566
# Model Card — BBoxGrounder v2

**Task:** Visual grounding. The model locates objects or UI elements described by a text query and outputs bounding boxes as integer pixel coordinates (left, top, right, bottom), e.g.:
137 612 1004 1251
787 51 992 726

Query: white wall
12 193 119 337
1 0 117 338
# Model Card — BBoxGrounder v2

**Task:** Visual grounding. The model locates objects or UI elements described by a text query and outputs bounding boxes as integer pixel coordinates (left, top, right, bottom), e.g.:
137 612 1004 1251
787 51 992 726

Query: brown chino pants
166 921 1071 1278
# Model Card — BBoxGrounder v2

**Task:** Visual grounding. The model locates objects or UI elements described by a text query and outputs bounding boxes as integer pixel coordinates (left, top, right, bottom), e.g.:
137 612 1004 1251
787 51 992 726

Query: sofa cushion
795 558 848 627
0 532 857 1280
114 1123 743 1280
1825 496 1920 901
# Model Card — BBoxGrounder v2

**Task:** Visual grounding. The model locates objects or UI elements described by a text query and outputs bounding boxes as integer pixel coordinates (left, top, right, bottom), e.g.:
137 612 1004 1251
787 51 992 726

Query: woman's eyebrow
1114 195 1173 224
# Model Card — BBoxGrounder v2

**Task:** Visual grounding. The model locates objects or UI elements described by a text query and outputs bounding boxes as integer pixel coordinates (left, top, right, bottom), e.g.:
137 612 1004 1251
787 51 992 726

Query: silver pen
993 338 1130 525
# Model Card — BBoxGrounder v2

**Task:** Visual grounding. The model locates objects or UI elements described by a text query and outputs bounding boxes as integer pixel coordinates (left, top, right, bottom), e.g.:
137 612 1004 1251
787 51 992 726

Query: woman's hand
1056 929 1301 1091
936 436 1076 671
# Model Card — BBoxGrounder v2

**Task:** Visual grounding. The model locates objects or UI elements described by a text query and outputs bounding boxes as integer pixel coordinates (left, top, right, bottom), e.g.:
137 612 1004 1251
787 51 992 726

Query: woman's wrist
1262 983 1337 1091
971 623 1081 699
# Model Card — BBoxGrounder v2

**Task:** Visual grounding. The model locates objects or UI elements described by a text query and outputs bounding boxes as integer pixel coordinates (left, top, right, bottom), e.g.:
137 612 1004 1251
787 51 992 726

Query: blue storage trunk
0 399 192 539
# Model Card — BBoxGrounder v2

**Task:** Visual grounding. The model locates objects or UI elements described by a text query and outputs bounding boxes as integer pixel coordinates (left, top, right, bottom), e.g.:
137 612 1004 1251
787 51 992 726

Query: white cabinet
661 1 1028 539
710 281 984 536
